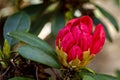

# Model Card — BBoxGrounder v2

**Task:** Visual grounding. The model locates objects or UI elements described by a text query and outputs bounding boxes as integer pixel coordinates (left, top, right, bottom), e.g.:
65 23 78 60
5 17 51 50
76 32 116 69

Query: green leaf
78 70 117 80
8 77 34 80
29 13 53 35
116 70 120 79
82 67 95 74
83 75 95 80
93 74 117 80
18 45 60 68
92 16 112 42
95 5 119 31
0 49 3 59
8 31 57 58
22 4 53 35
3 39 11 59
114 0 120 6
51 12 65 37
4 12 31 45
22 3 54 35
8 31 60 68
48 78 52 80
22 4 45 17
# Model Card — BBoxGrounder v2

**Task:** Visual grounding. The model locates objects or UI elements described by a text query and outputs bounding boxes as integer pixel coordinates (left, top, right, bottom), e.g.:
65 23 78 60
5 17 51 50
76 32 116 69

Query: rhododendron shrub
56 16 106 70
1 0 119 79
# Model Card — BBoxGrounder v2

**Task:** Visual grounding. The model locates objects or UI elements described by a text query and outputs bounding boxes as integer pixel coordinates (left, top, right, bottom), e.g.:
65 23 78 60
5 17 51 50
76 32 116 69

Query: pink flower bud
56 16 106 69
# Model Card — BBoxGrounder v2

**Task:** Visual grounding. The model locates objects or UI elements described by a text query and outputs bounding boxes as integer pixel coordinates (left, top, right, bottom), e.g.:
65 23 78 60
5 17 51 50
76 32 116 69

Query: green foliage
8 31 57 58
93 16 112 42
83 75 95 80
22 4 45 17
79 70 117 80
51 12 65 37
3 39 11 59
0 39 11 68
95 5 119 31
18 45 60 68
116 70 120 79
0 49 3 59
0 0 120 79
22 4 53 35
8 31 61 68
114 0 120 6
9 77 34 80
29 13 53 35
4 12 31 45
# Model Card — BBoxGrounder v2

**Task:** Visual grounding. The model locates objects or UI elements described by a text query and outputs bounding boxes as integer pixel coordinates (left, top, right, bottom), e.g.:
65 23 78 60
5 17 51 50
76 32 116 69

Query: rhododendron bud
56 16 106 70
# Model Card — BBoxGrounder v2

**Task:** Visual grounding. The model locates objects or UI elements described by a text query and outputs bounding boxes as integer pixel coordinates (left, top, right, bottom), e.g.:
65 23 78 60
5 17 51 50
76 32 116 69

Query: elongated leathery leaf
8 31 59 63
4 12 31 45
22 4 53 35
95 5 119 31
94 74 117 80
51 12 65 37
22 4 45 17
78 70 117 80
92 16 112 42
30 13 53 35
18 45 60 68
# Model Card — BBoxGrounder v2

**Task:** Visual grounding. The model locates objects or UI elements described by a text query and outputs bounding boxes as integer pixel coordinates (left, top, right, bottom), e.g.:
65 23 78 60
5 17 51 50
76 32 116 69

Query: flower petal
91 24 106 54
71 25 81 45
66 18 79 27
56 27 70 46
80 16 93 33
68 45 82 62
60 32 75 53
79 32 92 51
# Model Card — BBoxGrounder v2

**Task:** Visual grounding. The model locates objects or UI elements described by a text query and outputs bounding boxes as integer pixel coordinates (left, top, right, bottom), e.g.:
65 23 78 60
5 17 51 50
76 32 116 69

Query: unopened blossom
56 16 106 70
